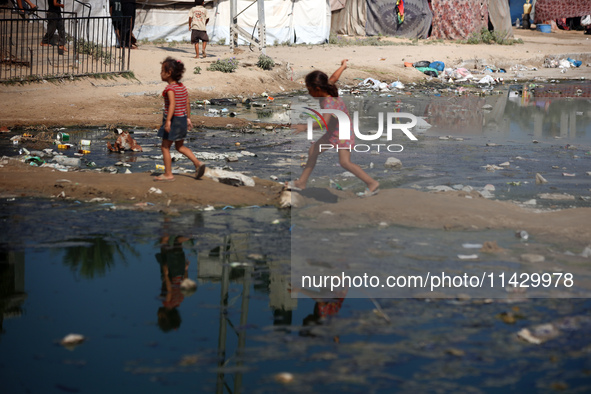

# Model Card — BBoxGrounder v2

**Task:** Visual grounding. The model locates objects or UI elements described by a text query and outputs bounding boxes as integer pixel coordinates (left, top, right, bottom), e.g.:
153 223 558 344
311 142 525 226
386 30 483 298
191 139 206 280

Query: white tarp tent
134 0 331 45
35 0 331 45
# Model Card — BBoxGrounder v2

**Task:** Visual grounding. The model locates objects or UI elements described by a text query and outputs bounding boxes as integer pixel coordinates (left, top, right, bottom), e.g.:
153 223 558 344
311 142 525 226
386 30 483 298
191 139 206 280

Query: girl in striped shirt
155 57 205 181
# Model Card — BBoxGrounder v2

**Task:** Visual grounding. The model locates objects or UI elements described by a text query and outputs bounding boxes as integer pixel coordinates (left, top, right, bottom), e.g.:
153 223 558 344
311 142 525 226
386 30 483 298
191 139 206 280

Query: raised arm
328 59 348 84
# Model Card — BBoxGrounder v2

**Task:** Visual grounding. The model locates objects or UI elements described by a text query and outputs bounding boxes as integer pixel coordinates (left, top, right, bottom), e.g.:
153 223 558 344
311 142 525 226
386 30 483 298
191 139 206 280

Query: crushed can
57 132 70 141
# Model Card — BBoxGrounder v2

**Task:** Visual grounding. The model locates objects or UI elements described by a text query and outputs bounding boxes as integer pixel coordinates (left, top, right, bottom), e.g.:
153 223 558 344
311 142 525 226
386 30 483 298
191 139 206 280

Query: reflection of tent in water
506 83 591 139
331 0 513 39
424 96 487 134
422 92 511 135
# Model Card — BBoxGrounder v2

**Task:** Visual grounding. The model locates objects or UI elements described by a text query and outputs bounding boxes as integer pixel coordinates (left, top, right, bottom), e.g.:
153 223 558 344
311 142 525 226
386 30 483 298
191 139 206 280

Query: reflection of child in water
156 235 191 332
291 286 348 342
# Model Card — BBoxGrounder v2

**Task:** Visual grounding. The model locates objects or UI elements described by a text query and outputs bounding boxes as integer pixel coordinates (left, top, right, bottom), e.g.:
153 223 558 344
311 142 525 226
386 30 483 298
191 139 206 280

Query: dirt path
1 28 590 128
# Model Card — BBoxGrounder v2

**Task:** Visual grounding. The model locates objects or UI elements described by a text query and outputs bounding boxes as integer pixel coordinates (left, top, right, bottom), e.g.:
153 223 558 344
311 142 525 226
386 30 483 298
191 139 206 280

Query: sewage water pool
1 82 591 392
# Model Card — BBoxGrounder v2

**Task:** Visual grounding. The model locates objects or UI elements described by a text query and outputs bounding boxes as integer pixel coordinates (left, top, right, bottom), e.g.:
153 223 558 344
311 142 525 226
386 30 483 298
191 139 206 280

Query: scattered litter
180 278 197 291
274 372 294 384
205 168 255 187
520 253 545 263
148 187 162 194
53 156 81 167
517 324 559 345
515 230 529 240
539 193 575 200
384 157 402 169
458 254 478 260
107 130 142 152
60 333 85 349
535 173 548 184
484 164 503 171
480 241 503 253
462 243 483 249
478 75 496 84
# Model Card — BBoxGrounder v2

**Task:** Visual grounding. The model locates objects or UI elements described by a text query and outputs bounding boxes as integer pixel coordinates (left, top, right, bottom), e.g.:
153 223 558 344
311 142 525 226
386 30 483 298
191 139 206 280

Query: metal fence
0 7 132 81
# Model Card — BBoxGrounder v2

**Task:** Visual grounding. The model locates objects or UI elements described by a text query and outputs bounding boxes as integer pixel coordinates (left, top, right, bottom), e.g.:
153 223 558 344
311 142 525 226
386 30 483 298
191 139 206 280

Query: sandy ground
1 28 591 128
1 28 591 247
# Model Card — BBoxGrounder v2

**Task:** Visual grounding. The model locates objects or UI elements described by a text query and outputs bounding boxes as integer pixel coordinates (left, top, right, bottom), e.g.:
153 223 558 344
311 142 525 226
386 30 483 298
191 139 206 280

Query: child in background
40 0 67 53
155 57 205 182
288 59 380 197
188 0 209 59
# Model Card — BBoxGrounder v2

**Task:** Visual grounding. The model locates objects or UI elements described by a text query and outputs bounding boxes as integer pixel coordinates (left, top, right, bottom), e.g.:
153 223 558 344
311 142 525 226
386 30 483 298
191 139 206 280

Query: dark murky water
1 82 591 392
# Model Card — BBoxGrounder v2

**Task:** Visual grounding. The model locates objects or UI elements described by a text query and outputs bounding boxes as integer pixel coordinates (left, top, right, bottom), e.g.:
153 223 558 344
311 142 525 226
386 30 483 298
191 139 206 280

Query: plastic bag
429 61 445 72
582 15 591 26
413 60 431 68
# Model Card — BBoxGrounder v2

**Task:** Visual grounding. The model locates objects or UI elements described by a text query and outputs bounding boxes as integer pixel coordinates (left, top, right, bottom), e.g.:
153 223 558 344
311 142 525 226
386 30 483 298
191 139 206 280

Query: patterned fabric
163 83 188 117
366 0 433 39
320 97 354 149
188 6 208 31
533 0 591 23
430 0 489 39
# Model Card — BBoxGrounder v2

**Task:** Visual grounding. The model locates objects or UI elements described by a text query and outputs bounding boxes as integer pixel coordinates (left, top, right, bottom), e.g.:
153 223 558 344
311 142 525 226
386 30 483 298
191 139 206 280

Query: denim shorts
157 115 187 141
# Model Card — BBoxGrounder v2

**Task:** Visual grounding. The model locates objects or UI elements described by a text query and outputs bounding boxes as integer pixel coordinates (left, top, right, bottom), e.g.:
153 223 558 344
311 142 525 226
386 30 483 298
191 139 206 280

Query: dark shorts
191 29 209 43
157 115 187 141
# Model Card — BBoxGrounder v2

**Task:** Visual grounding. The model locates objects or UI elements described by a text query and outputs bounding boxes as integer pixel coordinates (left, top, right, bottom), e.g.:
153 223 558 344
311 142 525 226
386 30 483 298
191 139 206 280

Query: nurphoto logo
303 108 418 153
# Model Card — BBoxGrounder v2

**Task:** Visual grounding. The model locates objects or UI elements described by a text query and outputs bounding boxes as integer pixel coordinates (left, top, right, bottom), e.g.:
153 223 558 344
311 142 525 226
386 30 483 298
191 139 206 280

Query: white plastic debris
462 243 483 249
389 81 405 89
478 75 495 84
274 372 294 384
180 278 197 290
60 333 85 348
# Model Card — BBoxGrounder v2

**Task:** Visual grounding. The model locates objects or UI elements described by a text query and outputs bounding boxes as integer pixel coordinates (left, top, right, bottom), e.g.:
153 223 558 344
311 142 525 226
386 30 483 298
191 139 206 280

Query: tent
134 0 331 45
331 0 513 40
29 0 331 45
331 0 366 36
533 0 591 24
488 0 513 39
365 0 433 39
430 0 489 39
331 0 433 38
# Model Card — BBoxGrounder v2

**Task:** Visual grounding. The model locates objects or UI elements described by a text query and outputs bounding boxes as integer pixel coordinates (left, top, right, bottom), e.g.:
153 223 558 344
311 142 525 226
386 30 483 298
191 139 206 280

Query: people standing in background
15 0 38 16
120 0 137 49
109 0 123 47
188 0 209 59
40 0 67 53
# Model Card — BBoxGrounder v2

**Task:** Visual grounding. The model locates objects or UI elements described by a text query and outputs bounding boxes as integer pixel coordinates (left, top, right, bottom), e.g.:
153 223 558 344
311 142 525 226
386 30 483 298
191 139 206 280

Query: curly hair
161 57 186 82
305 70 339 97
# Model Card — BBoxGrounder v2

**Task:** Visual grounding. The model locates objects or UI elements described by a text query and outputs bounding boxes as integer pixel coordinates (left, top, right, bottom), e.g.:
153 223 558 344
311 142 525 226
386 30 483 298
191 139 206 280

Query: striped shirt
163 83 188 117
